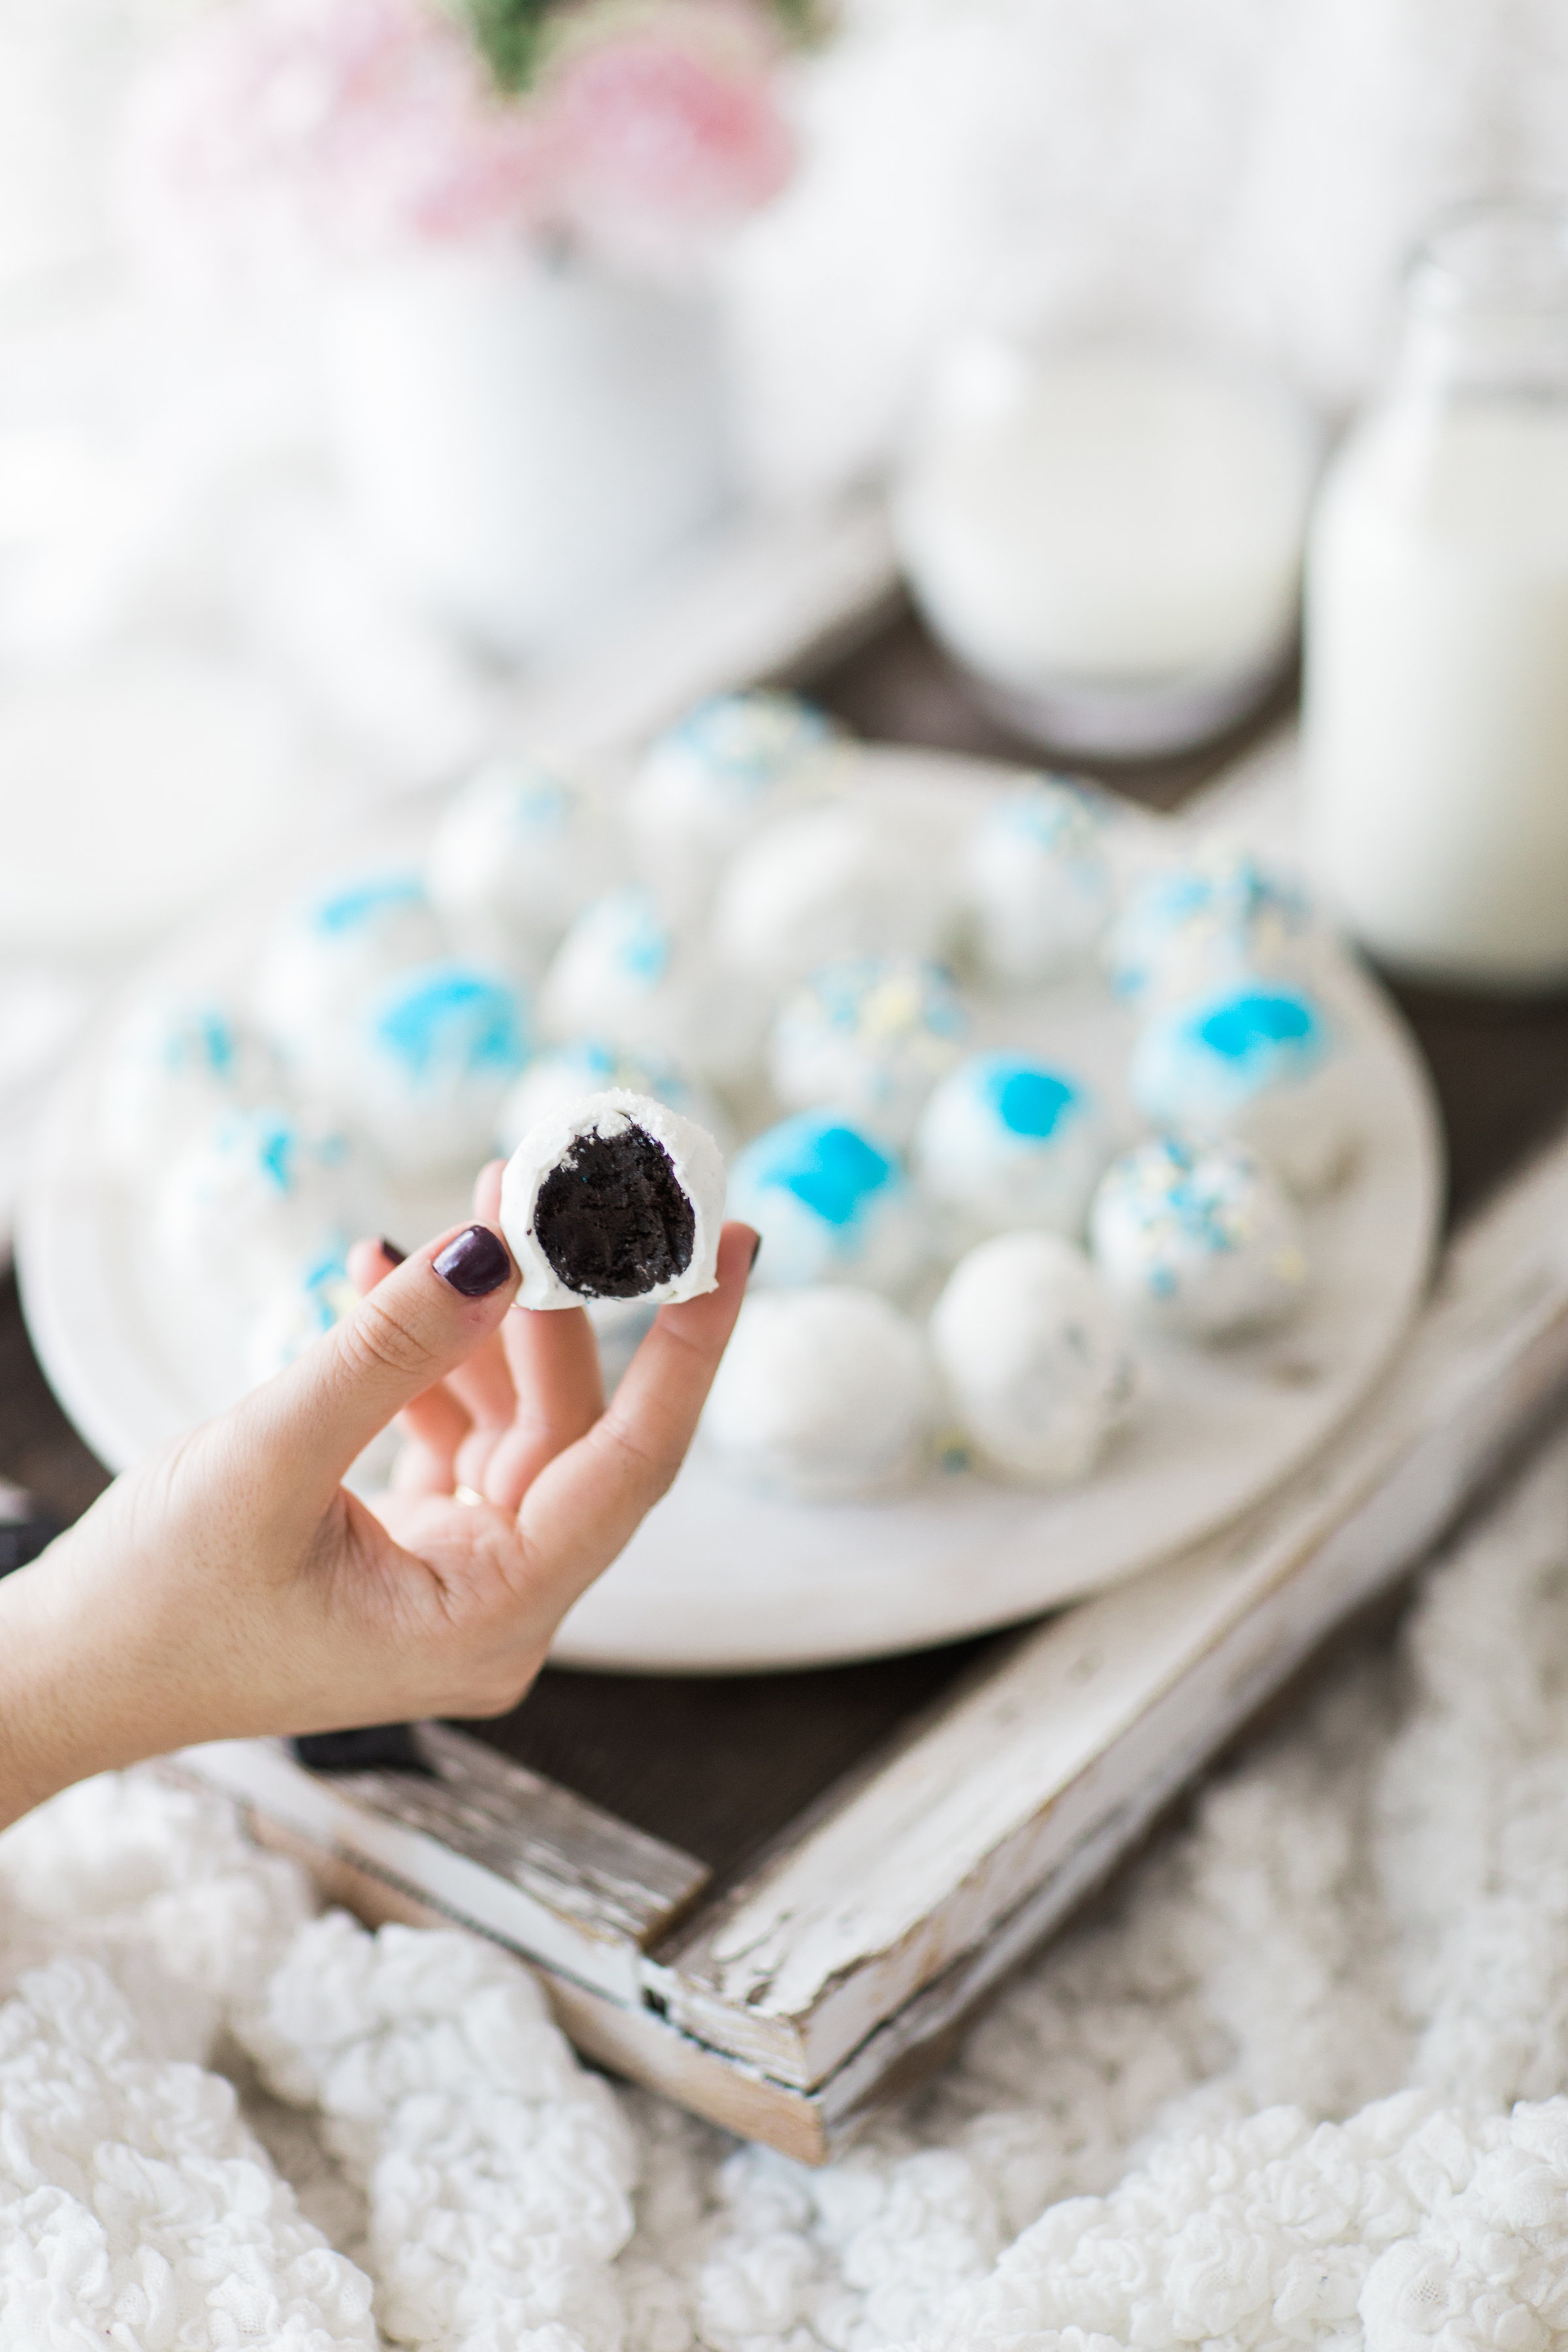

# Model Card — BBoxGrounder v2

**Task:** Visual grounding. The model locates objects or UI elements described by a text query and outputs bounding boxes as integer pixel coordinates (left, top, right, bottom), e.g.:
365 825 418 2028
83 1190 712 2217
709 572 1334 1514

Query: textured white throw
7 1429 1568 2351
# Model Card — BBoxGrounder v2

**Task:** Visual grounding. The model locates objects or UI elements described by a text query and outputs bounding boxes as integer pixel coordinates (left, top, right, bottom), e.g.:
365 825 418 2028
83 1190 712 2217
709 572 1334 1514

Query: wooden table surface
8 602 1568 1888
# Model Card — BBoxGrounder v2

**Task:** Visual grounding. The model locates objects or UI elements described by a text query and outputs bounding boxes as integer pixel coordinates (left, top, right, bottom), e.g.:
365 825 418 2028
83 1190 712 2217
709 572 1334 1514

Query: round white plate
18 747 1443 1673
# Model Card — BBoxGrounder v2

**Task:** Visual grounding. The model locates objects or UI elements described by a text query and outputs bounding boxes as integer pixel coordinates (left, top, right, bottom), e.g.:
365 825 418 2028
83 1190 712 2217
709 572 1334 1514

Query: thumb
242 1222 519 1495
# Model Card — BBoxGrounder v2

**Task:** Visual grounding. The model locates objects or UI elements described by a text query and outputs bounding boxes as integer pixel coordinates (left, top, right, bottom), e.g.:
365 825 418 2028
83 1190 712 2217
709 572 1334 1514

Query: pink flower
536 1 797 269
119 0 547 282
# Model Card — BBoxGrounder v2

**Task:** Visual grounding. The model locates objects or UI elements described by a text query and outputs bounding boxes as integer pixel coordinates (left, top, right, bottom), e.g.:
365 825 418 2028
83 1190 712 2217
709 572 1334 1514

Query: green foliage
447 0 822 95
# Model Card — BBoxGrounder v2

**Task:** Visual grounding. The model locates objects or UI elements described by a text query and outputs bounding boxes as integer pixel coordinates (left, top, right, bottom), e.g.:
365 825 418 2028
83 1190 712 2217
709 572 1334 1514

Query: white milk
1304 405 1568 985
894 342 1315 753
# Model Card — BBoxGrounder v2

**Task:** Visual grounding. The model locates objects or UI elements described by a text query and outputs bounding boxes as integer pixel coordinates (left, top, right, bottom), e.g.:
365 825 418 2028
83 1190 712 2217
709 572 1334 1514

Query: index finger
512 1222 758 1606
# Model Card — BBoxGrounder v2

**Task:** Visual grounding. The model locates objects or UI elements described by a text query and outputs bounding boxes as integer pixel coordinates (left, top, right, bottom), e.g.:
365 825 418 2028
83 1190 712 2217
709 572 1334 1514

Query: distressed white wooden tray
18 749 1439 1669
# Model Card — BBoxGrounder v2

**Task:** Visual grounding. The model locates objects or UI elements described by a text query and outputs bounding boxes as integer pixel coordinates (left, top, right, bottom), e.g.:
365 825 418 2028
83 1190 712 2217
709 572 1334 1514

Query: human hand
0 1160 757 1829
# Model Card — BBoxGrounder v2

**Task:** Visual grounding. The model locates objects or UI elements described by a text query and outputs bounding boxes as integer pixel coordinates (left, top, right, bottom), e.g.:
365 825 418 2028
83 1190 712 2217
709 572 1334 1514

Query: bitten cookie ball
702 1288 936 1501
768 953 967 1145
930 1231 1136 1487
1090 1135 1309 1339
915 1050 1106 1241
965 777 1112 986
500 1088 726 1311
727 1109 926 1294
1130 977 1355 1195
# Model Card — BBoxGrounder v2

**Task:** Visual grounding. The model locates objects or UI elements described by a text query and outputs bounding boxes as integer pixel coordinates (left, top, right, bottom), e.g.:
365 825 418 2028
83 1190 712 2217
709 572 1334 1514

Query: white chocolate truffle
1107 841 1319 1009
768 955 967 1145
152 1104 369 1306
540 886 759 1084
252 868 444 1075
966 777 1112 985
99 990 277 1177
727 1110 927 1295
702 1288 936 1501
500 1088 726 1311
244 1249 361 1384
426 754 613 979
628 691 848 912
1130 978 1355 1196
930 1232 1136 1487
496 1038 729 1158
1090 1135 1309 1339
333 960 531 1179
915 1051 1107 1241
713 800 958 988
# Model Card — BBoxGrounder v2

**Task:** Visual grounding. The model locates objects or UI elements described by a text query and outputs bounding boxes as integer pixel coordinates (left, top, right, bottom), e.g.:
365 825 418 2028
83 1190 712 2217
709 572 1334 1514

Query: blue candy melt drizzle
764 1120 893 1226
314 875 426 936
1196 991 1318 1061
377 970 526 1081
983 1060 1079 1140
257 1119 297 1192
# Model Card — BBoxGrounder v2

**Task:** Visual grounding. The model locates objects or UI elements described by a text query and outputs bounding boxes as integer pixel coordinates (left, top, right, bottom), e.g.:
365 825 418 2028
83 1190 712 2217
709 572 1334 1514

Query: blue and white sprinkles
770 953 967 1143
1090 1135 1309 1339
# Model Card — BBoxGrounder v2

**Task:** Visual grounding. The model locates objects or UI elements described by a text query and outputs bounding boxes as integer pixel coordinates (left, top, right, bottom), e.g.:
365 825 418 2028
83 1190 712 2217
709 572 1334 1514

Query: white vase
324 244 730 658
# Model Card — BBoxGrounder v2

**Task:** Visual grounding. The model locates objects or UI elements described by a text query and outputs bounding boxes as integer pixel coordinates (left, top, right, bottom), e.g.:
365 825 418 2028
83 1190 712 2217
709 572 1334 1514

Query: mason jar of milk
1302 199 1568 988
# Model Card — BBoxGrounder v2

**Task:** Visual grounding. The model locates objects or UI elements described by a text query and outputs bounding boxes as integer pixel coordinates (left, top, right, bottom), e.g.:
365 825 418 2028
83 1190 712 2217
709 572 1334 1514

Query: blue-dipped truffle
252 867 444 1076
727 1110 927 1295
915 1050 1107 1241
1130 979 1355 1194
244 1247 362 1383
769 954 967 1144
965 777 1112 985
101 988 277 1177
152 1103 368 1304
1107 843 1318 1008
539 885 758 1082
339 959 531 1176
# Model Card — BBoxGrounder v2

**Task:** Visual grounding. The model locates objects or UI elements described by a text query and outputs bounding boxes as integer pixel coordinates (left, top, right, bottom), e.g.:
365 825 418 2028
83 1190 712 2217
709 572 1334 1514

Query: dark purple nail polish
380 1237 407 1265
433 1224 512 1298
749 1233 763 1271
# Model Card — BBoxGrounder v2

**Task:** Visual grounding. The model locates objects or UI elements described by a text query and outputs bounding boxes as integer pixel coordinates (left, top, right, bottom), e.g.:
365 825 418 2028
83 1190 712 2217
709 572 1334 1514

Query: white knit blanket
7 1429 1568 2352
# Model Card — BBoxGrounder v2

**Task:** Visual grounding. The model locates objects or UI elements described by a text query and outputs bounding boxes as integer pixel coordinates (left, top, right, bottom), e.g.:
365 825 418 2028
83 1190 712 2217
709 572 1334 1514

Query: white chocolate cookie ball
703 1287 936 1501
100 990 277 1178
540 886 759 1085
334 960 531 1179
497 1038 729 1158
500 1088 726 1311
1130 978 1355 1196
930 1232 1136 1487
713 800 958 988
728 1110 926 1296
427 754 613 979
915 1051 1106 1241
768 955 967 1145
244 1249 361 1384
153 1104 369 1306
966 777 1111 985
1107 842 1318 1009
252 868 444 1075
1090 1135 1309 1339
629 691 848 913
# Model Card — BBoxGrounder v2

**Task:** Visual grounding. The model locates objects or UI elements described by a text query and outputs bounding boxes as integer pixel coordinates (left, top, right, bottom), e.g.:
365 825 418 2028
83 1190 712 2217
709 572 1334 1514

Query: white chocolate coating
427 754 614 980
1107 841 1320 1009
965 777 1112 985
500 1087 727 1311
930 1230 1136 1487
628 690 849 913
768 954 967 1145
152 1104 370 1308
1130 977 1356 1196
539 886 760 1085
713 800 958 988
915 1050 1107 1241
727 1109 928 1296
100 989 278 1179
702 1287 936 1501
1090 1135 1309 1339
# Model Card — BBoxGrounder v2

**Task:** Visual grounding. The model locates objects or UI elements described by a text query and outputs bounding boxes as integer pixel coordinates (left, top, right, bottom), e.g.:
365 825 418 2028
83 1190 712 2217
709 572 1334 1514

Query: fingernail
433 1224 512 1298
380 1237 407 1265
749 1233 763 1271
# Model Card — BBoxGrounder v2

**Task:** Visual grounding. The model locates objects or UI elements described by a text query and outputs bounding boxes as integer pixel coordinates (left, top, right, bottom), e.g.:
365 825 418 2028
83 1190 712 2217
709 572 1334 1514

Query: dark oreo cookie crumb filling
534 1122 696 1299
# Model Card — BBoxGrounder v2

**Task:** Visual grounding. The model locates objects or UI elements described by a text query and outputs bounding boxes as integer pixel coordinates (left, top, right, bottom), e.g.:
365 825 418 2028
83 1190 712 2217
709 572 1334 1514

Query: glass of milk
1302 199 1568 989
892 335 1319 759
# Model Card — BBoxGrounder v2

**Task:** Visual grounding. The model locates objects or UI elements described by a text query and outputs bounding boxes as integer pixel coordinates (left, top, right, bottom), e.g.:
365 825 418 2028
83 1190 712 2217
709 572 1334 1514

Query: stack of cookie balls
116 689 1354 1499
